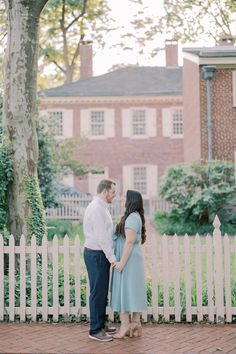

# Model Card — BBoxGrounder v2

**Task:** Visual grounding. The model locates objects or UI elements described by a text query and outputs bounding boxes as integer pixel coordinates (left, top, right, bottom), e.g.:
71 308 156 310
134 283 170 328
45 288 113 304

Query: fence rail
45 195 171 220
0 216 236 323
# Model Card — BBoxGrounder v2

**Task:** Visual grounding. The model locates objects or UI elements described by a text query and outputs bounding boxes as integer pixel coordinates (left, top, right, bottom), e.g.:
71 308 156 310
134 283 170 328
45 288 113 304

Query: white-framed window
122 107 156 138
39 109 73 139
132 110 146 136
162 107 183 138
233 71 236 107
133 166 147 195
80 108 115 139
90 111 105 136
172 109 183 135
88 168 108 195
123 164 158 197
48 111 63 136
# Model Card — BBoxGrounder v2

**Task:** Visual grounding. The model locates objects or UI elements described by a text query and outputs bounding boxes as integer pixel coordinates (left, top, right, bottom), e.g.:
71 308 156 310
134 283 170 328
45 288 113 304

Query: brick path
0 322 236 353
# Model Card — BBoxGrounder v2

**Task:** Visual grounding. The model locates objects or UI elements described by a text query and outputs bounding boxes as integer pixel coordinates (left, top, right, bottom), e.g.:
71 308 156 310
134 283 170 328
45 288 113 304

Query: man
83 179 117 342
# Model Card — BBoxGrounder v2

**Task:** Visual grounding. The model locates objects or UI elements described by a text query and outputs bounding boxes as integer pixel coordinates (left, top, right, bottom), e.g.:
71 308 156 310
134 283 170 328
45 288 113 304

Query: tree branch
65 0 88 31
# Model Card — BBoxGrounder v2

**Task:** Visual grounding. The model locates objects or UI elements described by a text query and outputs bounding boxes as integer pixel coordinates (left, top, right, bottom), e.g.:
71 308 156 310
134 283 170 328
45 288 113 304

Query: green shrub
154 211 236 235
160 160 236 224
0 140 13 234
46 219 83 241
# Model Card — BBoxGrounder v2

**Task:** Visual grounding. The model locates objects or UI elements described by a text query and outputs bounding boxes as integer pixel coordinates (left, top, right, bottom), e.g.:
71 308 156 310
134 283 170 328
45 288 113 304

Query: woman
111 190 147 339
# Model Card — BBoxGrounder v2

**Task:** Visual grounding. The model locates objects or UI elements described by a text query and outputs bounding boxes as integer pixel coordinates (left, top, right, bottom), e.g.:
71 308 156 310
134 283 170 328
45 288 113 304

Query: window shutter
122 165 133 193
63 110 73 138
233 71 236 107
147 165 158 197
105 109 115 137
80 109 90 136
162 108 172 137
122 109 132 137
146 108 156 137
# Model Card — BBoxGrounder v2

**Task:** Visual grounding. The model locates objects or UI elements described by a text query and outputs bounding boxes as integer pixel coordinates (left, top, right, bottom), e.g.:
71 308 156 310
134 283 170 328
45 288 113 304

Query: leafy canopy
160 160 236 224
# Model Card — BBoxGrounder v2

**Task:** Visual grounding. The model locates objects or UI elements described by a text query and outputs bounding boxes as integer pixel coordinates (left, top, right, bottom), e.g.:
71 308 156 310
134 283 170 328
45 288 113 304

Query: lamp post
201 66 216 160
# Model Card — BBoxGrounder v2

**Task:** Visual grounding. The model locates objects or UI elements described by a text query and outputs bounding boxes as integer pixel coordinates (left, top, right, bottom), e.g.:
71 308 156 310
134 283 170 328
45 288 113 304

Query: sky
93 0 166 76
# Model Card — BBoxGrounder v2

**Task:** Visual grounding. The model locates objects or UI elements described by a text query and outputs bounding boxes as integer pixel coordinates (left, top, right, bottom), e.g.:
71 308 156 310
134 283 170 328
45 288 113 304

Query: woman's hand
114 261 124 272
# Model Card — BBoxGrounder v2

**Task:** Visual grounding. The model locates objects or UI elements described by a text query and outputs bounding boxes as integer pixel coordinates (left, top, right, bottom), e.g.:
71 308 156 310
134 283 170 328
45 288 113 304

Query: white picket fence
45 195 171 220
0 216 236 323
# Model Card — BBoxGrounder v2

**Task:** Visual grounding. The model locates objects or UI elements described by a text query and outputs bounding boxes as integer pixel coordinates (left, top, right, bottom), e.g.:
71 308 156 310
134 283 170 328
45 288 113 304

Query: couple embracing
83 179 147 342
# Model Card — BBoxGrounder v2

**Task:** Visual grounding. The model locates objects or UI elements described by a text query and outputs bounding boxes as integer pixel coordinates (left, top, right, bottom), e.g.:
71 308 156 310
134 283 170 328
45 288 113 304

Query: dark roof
183 46 236 58
40 66 182 98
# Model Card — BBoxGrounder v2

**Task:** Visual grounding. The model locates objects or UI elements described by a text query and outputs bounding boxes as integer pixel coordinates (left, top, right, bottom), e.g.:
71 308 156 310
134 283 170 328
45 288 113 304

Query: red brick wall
183 58 202 162
200 68 236 161
73 101 184 192
42 99 184 193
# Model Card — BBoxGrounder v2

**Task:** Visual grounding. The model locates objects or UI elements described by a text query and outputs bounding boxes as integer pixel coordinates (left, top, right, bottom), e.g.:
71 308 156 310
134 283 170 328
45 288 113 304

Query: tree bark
3 0 48 241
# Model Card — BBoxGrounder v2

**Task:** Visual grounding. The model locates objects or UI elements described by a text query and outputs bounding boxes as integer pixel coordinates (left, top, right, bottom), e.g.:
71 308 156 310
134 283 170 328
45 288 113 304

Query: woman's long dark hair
115 190 146 244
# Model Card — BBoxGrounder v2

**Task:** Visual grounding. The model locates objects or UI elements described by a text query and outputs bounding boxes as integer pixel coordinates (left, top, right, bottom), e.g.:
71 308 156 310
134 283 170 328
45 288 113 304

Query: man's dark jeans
84 248 110 335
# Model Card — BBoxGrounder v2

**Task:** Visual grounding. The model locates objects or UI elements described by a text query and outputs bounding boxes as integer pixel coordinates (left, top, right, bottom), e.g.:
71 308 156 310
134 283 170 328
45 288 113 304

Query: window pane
49 111 63 136
172 109 183 135
133 166 147 194
132 110 146 135
91 111 104 136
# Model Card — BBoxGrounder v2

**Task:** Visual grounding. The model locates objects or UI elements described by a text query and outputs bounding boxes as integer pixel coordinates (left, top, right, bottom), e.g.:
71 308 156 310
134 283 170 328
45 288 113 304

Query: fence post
213 215 224 323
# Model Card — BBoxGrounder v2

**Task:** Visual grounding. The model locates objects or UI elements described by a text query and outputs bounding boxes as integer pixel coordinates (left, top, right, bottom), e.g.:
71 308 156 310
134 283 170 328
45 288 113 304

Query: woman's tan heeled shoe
131 323 142 337
113 325 131 339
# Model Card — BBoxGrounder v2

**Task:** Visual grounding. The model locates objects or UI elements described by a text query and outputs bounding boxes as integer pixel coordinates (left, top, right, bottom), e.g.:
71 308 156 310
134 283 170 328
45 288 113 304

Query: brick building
182 46 236 163
40 43 184 196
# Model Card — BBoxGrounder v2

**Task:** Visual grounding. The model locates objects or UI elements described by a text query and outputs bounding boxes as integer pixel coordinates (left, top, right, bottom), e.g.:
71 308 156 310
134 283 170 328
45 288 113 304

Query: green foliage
39 0 111 85
160 160 236 225
0 140 13 233
162 0 236 44
37 122 58 208
24 175 47 244
46 219 83 241
4 264 87 321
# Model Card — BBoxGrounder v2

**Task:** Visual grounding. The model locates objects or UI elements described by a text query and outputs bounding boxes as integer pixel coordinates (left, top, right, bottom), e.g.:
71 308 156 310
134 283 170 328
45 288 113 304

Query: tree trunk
3 0 48 242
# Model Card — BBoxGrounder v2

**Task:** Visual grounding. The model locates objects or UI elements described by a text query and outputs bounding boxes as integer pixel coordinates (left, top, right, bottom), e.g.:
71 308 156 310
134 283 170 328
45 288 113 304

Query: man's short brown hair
97 179 116 194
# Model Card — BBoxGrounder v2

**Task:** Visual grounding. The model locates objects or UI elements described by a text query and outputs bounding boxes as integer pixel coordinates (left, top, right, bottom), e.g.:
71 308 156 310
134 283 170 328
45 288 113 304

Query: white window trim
80 108 115 140
123 164 158 198
40 108 73 139
162 106 183 139
122 107 156 139
171 107 184 139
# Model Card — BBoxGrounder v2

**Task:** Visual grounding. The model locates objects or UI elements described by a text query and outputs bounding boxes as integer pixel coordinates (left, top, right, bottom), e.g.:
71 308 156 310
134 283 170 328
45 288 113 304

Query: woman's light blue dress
110 212 147 312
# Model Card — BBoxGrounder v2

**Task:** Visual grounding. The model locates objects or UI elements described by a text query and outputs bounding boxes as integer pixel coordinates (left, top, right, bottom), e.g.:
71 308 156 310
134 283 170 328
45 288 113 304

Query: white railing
46 195 171 220
0 216 236 323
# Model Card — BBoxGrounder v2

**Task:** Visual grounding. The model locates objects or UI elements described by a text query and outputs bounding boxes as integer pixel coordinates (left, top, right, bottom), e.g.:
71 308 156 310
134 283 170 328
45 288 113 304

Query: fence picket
9 235 15 321
53 235 59 322
224 234 231 323
173 234 181 322
0 235 3 321
42 235 48 321
20 235 26 322
31 235 37 321
184 234 191 322
206 234 214 322
63 235 70 318
195 234 203 321
151 229 158 321
162 234 169 321
75 236 81 318
213 216 224 323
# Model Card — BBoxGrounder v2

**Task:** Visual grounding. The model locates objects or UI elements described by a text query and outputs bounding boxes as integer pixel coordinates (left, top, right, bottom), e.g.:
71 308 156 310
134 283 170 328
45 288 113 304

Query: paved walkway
0 322 236 353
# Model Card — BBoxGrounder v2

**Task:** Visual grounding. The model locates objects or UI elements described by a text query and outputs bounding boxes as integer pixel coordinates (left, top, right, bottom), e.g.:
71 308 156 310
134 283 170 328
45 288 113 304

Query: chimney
217 35 235 46
80 41 93 80
165 40 178 67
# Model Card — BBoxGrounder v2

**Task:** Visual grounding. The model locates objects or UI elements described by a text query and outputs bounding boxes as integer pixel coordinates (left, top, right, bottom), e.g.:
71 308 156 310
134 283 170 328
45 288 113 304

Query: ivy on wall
24 175 47 244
